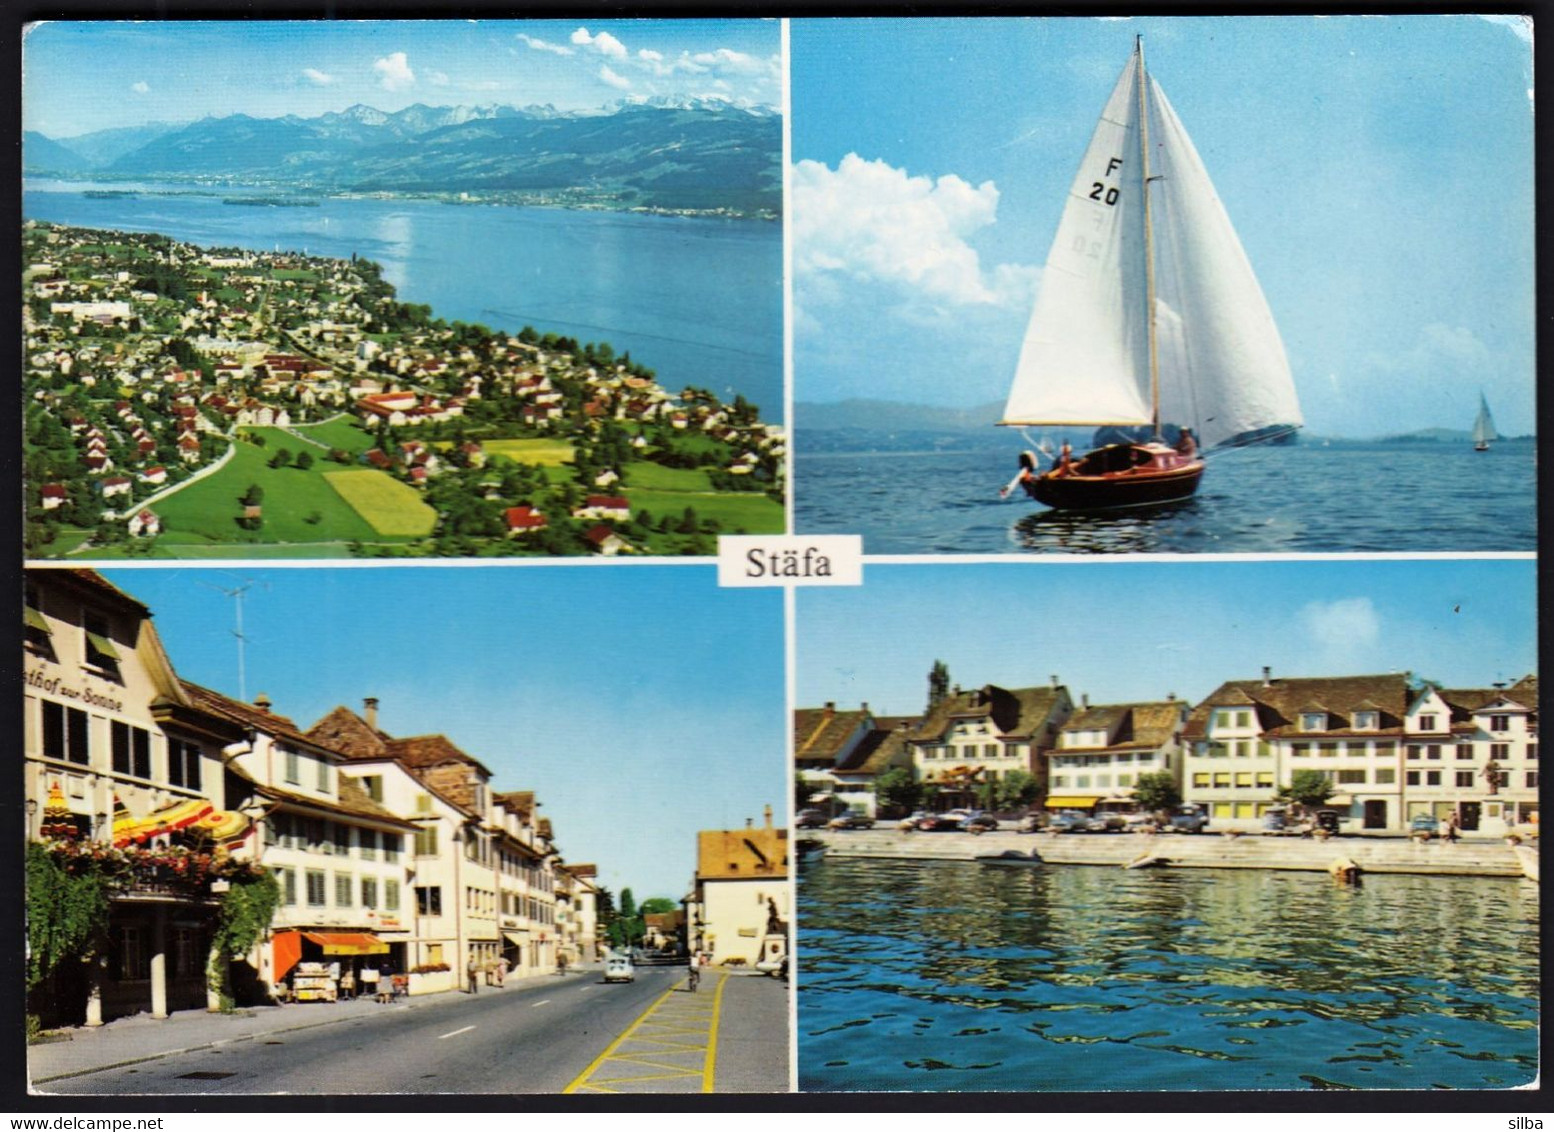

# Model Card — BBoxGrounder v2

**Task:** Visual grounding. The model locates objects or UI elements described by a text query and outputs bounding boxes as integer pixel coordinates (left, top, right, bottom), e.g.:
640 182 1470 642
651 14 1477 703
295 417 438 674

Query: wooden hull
1026 444 1205 511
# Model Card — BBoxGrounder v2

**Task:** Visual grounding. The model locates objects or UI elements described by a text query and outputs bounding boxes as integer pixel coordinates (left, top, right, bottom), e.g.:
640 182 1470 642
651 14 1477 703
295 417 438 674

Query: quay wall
810 829 1530 878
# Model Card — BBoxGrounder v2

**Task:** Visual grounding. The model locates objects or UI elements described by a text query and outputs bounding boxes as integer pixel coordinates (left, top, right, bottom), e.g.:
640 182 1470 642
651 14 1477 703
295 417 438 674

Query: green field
627 489 783 534
621 462 714 492
149 432 413 545
480 438 577 467
324 471 437 536
291 417 377 455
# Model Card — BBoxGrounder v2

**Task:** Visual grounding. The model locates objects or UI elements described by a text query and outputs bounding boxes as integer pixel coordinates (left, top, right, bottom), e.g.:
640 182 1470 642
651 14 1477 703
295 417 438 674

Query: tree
993 769 1041 811
295 450 315 471
639 897 677 915
873 766 922 817
268 448 292 470
1133 771 1182 814
1278 769 1334 810
927 661 950 712
795 773 818 811
241 485 264 507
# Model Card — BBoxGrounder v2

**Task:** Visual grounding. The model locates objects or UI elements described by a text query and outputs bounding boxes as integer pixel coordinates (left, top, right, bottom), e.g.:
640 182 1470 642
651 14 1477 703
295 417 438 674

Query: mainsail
1000 44 1303 450
1473 393 1497 445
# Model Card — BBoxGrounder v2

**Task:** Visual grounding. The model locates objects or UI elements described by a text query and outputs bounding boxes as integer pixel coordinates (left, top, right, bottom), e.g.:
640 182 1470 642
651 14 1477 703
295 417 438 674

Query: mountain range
25 98 781 213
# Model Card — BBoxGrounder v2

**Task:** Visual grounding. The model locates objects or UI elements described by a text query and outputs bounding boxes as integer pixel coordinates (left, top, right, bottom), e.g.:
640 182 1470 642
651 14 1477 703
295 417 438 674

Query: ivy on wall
25 842 112 991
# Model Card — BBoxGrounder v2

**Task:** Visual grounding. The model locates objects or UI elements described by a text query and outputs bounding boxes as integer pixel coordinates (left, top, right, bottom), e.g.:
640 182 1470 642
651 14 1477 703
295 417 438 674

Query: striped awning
113 796 214 846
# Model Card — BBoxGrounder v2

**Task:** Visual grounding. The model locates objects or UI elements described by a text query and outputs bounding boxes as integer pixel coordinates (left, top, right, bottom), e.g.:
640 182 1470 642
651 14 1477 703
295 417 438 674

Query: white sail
1473 394 1497 444
1001 47 1302 450
1000 61 1151 428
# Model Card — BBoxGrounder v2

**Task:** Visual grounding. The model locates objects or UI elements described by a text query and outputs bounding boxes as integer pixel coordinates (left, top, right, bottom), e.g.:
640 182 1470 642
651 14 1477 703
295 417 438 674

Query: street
32 965 789 1095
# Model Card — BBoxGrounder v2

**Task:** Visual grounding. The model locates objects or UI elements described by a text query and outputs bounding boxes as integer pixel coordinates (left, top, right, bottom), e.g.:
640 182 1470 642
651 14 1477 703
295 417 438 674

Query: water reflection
798 859 1539 1091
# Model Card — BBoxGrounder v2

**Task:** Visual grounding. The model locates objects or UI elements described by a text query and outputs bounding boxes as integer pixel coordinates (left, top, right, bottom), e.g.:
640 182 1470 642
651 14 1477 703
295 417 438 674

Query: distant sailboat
1000 37 1303 511
1473 392 1498 451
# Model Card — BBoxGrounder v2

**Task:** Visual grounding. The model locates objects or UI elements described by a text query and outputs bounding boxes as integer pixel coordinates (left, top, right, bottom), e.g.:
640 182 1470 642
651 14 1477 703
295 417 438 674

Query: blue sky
797 559 1537 716
100 565 786 904
23 20 782 137
791 16 1535 438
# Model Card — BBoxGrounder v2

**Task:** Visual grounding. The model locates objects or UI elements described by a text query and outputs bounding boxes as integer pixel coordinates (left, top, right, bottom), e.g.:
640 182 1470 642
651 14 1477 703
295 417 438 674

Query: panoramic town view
25 566 789 1093
794 560 1538 1092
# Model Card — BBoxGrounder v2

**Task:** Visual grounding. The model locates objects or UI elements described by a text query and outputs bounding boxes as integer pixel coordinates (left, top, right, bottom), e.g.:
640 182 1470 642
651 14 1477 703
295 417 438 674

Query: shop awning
302 931 388 956
502 931 529 946
273 930 303 981
24 606 50 634
1045 796 1102 809
85 631 120 660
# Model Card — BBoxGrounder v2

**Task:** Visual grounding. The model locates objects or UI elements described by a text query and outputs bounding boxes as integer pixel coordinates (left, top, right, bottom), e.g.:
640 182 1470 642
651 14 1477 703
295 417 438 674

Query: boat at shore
975 848 1045 867
999 37 1301 511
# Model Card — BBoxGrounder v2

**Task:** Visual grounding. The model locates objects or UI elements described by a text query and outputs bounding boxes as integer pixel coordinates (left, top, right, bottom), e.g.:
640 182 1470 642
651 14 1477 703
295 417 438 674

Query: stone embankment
812 828 1529 878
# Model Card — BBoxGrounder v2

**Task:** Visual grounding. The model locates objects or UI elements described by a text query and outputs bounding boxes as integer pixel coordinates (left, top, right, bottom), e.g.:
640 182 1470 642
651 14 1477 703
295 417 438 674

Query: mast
1135 35 1162 440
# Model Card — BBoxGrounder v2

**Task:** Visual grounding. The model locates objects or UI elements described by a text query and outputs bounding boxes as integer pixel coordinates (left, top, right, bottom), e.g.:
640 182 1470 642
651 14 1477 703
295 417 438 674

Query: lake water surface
24 179 783 419
794 438 1537 553
798 858 1539 1093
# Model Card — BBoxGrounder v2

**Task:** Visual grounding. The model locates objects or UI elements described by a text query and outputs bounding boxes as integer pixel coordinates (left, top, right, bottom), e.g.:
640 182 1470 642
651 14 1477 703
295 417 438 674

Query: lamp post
24 798 37 842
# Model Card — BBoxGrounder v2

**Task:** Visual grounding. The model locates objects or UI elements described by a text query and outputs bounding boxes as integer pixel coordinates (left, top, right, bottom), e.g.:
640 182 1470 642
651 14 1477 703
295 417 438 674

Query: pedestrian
361 963 381 1002
495 958 507 988
340 966 356 1000
1444 814 1459 843
467 954 479 994
687 952 700 993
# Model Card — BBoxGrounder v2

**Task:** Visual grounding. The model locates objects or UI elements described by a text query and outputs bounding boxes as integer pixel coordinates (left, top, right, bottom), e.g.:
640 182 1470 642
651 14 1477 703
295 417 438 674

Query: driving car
604 955 636 983
796 808 829 829
827 812 876 830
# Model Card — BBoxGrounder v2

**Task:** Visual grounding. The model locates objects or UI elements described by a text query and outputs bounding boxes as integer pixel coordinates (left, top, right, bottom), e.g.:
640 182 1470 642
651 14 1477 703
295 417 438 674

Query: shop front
269 929 394 1000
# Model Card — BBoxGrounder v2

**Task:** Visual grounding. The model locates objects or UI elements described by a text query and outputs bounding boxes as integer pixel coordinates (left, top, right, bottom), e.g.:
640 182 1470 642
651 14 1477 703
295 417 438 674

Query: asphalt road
48 966 687 1096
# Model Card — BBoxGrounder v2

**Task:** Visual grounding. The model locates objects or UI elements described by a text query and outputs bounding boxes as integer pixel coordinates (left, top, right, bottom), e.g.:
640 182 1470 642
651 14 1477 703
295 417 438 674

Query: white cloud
372 52 415 92
571 27 627 60
517 33 573 56
637 49 663 62
691 47 764 75
131 81 149 94
792 153 1034 309
301 68 336 86
599 64 632 92
428 70 450 87
1300 597 1380 653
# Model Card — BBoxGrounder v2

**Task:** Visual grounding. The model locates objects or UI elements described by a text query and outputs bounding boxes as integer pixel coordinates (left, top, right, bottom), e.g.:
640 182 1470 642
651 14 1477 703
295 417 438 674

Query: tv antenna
199 575 265 700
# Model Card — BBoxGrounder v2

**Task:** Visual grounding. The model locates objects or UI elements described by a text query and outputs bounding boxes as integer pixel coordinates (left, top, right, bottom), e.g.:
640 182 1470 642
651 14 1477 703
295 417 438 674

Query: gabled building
687 807 788 966
908 680 1074 809
1183 669 1412 831
792 704 918 818
1406 676 1539 832
1046 697 1187 813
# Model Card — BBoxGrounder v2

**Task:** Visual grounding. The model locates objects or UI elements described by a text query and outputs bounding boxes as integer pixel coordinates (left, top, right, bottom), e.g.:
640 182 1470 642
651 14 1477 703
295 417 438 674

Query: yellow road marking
563 969 727 1094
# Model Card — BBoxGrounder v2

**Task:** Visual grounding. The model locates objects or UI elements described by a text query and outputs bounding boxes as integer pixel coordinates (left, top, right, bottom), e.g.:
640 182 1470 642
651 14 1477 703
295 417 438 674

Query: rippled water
794 440 1537 553
798 858 1539 1092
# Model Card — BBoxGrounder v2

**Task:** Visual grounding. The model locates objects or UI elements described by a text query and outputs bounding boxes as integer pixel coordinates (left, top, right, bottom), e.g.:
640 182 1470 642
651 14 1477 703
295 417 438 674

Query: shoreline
807 828 1532 879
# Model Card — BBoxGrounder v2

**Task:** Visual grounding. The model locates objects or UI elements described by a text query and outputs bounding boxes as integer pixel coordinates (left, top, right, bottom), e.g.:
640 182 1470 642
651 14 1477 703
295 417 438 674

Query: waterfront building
23 569 251 1025
687 808 788 965
1403 676 1539 832
1045 697 1187 813
907 681 1074 809
178 683 418 994
794 704 921 819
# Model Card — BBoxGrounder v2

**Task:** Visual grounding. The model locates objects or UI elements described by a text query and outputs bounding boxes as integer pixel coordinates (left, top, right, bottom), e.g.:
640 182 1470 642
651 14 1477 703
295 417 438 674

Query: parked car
1262 808 1289 834
1124 812 1158 833
1048 810 1090 833
962 812 1000 834
1410 813 1440 834
898 810 929 831
1016 812 1047 833
604 955 636 983
1168 804 1211 834
827 812 876 830
1085 812 1128 833
1314 809 1344 834
917 809 970 832
796 808 829 829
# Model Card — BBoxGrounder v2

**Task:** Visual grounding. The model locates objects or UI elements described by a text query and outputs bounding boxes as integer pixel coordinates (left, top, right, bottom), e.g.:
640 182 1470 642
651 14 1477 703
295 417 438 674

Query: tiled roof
696 824 788 881
385 733 492 778
793 706 871 767
38 569 151 618
181 681 332 753
306 705 388 760
1061 700 1184 751
1184 674 1410 739
912 684 1067 743
836 716 920 775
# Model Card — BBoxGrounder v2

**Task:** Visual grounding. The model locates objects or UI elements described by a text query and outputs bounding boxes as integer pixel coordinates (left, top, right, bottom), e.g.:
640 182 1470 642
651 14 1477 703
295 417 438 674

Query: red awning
272 930 303 981
302 931 389 956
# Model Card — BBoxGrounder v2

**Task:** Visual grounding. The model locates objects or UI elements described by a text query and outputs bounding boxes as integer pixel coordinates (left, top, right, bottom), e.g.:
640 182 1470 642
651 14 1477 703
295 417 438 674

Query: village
23 222 786 559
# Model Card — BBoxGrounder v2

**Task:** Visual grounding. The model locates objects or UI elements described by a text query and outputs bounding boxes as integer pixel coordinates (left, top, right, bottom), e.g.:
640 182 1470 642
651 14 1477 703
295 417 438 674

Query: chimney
764 804 773 829
860 701 869 714
1081 693 1089 709
1050 675 1059 689
1261 666 1272 688
364 696 379 730
254 692 272 712
824 700 835 712
1167 691 1176 702
745 816 753 829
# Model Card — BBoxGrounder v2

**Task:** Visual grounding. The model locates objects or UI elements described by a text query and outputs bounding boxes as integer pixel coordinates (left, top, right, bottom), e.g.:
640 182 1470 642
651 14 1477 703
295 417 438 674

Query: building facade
688 808 788 966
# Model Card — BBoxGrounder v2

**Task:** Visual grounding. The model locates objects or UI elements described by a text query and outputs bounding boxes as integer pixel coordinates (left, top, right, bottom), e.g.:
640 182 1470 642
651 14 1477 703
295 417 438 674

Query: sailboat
1000 38 1302 511
1473 392 1497 451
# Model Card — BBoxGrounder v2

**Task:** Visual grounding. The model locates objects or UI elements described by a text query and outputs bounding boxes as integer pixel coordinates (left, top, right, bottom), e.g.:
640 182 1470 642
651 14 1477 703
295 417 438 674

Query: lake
23 179 784 421
797 857 1540 1093
793 438 1538 553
